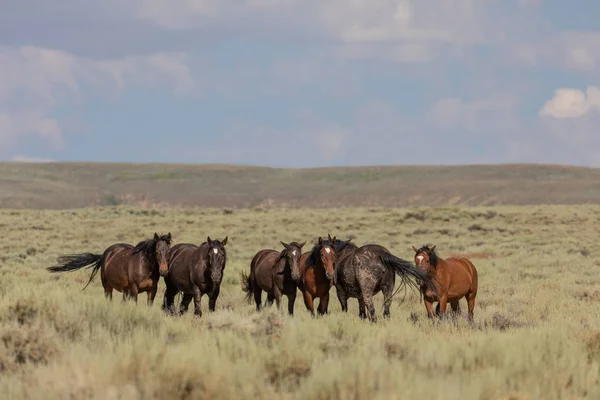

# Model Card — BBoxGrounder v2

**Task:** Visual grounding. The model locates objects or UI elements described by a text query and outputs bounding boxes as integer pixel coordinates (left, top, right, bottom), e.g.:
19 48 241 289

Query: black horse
322 236 437 322
162 236 228 317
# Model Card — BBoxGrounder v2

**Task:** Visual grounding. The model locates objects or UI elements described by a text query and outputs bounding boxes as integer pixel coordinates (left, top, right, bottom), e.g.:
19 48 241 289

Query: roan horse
162 236 228 317
241 241 305 315
412 244 478 321
47 233 172 305
298 235 336 316
322 236 438 322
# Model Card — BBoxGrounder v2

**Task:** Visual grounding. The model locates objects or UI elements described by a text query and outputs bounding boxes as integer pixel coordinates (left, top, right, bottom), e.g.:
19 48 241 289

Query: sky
1 0 600 167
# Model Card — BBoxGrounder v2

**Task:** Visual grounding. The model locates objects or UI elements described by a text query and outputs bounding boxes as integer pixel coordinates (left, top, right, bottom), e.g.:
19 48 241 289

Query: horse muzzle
159 264 169 277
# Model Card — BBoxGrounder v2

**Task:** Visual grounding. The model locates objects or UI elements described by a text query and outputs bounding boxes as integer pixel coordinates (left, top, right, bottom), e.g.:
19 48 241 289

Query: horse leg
162 277 178 315
254 288 263 312
317 293 330 316
179 294 193 315
265 293 275 308
192 287 203 317
336 287 348 313
363 293 377 323
466 291 476 322
450 300 461 317
273 285 283 311
101 269 113 301
147 285 158 306
358 296 367 320
382 283 394 319
208 286 220 312
303 291 315 316
287 292 296 316
425 300 435 319
437 295 448 319
129 286 139 304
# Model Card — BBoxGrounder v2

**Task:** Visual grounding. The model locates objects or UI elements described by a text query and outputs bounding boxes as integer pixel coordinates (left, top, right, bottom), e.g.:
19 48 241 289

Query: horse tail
240 270 253 303
379 252 439 297
47 253 104 291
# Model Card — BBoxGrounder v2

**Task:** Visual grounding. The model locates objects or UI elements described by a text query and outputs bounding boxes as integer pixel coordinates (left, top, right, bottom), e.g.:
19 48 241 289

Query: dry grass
1 205 600 399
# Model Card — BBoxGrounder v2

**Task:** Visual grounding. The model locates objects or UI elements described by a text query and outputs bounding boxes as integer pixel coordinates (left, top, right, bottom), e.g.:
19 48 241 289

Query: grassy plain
3 162 600 209
1 205 600 399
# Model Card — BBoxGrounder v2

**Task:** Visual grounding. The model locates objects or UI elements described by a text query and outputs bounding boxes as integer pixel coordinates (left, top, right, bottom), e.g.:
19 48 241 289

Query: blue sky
1 0 600 167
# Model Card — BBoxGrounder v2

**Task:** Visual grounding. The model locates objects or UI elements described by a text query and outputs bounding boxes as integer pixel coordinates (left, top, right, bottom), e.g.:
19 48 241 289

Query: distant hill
1 162 600 209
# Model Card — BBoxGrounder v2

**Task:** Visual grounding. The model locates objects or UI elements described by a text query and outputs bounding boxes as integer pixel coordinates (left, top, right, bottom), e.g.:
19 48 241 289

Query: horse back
169 243 202 271
103 243 135 268
251 249 278 270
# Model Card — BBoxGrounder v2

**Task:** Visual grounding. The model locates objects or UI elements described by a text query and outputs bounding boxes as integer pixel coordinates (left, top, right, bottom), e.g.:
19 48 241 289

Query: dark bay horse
241 241 305 315
162 236 228 317
322 236 438 322
412 245 478 321
47 233 172 305
298 236 336 316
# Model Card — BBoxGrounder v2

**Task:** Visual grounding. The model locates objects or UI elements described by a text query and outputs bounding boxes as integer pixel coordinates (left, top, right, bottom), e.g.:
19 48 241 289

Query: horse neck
335 246 354 265
425 257 444 275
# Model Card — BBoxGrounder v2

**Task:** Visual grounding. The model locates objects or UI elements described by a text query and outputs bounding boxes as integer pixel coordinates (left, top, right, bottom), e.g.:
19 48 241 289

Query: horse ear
154 233 159 240
299 241 306 248
318 237 323 245
412 246 418 252
328 233 333 241
207 236 212 244
167 232 172 240
430 245 436 252
222 236 228 246
333 236 337 242
281 241 288 248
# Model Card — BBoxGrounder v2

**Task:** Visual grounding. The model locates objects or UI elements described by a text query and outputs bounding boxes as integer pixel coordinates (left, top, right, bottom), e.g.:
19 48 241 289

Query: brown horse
162 236 228 317
241 241 305 315
47 233 172 305
412 244 478 321
298 235 336 316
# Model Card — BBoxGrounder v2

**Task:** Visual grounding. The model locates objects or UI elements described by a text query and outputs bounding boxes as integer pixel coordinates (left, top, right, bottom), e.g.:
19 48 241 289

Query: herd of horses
46 233 479 322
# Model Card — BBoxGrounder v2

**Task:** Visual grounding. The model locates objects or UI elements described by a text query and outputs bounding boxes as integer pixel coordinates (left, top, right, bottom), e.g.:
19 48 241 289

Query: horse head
206 235 228 284
280 241 305 281
318 236 336 281
412 244 438 273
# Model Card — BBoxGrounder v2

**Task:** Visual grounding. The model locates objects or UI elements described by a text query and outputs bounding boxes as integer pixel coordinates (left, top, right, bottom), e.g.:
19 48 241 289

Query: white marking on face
325 247 331 254
292 250 297 256
416 255 424 263
213 248 218 254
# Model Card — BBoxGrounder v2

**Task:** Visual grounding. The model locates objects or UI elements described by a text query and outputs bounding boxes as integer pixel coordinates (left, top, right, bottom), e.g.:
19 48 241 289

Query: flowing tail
47 253 104 291
379 252 439 297
240 270 253 303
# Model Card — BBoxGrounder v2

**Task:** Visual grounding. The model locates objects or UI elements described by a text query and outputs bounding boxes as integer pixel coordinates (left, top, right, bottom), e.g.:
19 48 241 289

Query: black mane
132 234 172 261
305 241 332 269
322 237 356 254
416 245 438 267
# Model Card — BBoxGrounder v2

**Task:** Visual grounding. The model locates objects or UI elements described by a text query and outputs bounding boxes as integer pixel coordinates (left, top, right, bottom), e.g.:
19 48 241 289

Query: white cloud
0 46 195 151
132 0 497 46
540 87 600 119
507 32 600 74
430 95 519 132
0 111 63 149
